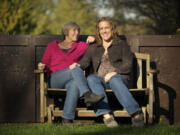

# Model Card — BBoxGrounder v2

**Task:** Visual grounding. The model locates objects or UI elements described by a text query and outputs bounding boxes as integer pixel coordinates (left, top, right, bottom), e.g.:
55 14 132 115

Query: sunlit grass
0 123 180 135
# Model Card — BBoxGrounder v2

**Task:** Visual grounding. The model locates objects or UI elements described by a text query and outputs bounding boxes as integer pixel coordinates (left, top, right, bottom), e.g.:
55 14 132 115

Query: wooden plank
53 110 130 117
139 35 180 46
32 35 62 45
142 107 147 123
44 82 47 116
113 110 130 117
53 107 147 118
53 110 62 117
77 110 96 117
146 54 150 89
40 72 45 123
47 88 148 92
135 53 149 60
76 108 88 110
137 59 142 89
48 88 66 92
34 69 44 73
148 72 154 123
0 35 30 45
47 107 52 123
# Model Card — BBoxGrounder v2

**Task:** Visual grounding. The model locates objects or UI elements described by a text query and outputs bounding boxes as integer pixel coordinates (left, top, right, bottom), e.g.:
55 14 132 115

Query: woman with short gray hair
38 21 104 124
61 21 80 40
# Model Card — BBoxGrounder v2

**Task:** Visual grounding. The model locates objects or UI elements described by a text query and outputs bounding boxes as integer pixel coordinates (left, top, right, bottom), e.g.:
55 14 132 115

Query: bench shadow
71 125 154 135
151 62 176 125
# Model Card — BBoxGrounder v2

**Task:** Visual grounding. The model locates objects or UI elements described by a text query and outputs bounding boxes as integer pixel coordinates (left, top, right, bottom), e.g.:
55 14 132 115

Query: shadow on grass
71 124 180 135
71 125 152 135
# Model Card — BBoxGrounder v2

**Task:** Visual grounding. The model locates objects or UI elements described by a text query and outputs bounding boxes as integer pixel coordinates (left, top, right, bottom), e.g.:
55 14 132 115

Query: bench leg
47 104 54 123
142 107 147 124
149 73 154 123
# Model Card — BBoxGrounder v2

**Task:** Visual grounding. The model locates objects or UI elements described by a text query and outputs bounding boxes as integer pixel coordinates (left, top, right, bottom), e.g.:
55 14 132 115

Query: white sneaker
103 115 118 128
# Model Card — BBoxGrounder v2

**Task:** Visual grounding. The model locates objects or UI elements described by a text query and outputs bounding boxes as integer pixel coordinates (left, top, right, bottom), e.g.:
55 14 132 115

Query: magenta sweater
41 40 88 74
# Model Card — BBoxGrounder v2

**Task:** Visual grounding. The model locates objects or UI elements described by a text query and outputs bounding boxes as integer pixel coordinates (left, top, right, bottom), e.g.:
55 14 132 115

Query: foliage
0 0 53 34
86 0 149 35
108 0 180 35
48 0 97 35
1 0 179 35
0 0 97 35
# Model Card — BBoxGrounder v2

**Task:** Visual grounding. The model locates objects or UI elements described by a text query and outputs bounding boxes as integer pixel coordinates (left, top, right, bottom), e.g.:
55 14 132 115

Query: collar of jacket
95 40 121 47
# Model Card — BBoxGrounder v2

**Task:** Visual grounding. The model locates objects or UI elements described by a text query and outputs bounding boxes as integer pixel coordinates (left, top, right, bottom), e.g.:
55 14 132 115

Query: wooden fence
0 35 180 125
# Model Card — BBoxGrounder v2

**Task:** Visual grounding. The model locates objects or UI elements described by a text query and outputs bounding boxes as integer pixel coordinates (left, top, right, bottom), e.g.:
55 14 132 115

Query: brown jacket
79 39 134 79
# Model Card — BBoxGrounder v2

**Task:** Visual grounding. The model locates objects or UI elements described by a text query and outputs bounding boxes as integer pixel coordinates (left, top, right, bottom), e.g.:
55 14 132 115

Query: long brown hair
96 17 119 44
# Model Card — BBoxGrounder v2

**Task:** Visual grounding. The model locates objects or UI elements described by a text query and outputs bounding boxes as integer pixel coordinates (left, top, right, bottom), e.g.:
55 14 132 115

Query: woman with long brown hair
71 17 144 127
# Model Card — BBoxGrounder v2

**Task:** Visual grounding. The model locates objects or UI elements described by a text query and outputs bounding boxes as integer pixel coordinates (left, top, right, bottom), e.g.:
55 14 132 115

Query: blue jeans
87 74 141 116
49 67 89 120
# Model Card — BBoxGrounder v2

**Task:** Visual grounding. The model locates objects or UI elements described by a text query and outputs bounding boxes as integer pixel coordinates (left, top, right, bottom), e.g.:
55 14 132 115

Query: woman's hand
104 72 117 83
69 63 80 69
86 36 96 43
38 62 45 70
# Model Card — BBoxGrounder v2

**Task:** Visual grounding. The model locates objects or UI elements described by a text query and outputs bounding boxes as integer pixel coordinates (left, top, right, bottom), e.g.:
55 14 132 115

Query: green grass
0 123 180 135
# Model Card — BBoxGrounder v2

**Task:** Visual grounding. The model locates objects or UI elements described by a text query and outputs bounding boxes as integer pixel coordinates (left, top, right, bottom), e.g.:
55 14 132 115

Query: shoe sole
86 95 105 107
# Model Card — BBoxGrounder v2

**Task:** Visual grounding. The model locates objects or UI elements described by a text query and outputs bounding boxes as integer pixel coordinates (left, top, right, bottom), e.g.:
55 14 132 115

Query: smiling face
66 27 79 42
98 21 113 43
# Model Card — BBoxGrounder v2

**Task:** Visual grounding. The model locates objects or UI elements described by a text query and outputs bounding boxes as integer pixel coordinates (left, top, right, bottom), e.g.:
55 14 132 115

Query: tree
48 0 97 35
85 0 149 35
0 0 98 35
0 0 54 34
108 0 180 35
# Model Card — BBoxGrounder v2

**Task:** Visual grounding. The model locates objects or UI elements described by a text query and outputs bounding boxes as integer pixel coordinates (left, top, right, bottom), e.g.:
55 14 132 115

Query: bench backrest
134 53 150 89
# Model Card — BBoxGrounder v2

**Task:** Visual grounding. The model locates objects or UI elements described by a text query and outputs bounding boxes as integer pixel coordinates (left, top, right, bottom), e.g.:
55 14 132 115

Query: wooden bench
34 52 157 123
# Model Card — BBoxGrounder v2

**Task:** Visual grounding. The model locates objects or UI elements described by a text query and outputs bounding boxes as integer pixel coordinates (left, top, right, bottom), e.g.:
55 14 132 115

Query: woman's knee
109 75 126 85
87 74 99 84
66 81 80 96
73 66 83 72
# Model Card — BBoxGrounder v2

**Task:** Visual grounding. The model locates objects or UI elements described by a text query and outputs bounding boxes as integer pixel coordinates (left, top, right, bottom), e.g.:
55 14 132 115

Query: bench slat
53 110 130 117
47 88 148 92
53 107 146 117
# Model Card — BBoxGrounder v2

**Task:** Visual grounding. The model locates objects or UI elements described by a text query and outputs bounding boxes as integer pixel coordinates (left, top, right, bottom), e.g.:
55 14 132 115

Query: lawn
0 123 180 135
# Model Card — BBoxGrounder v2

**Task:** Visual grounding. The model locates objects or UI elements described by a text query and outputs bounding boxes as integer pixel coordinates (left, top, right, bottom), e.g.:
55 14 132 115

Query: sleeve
79 45 92 70
77 42 89 57
41 44 51 72
115 41 133 74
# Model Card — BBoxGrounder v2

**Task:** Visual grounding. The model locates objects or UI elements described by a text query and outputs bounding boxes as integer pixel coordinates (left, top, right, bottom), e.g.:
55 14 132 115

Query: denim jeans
49 67 89 120
87 74 141 116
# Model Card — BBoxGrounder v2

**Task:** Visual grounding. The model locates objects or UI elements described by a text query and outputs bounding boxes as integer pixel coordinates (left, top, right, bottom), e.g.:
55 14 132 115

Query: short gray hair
61 21 80 40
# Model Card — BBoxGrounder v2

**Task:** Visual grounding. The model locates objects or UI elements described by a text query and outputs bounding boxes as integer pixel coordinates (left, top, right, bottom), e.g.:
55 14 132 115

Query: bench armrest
34 69 47 122
147 69 159 75
34 69 44 74
147 69 159 123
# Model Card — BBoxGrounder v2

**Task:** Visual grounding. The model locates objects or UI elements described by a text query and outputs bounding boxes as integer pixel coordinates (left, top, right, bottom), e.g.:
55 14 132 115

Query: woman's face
98 21 112 42
66 27 79 42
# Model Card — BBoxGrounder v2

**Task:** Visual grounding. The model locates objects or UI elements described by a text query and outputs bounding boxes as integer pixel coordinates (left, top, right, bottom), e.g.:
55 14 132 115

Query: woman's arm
115 41 133 74
41 44 52 72
69 44 93 70
78 45 93 70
